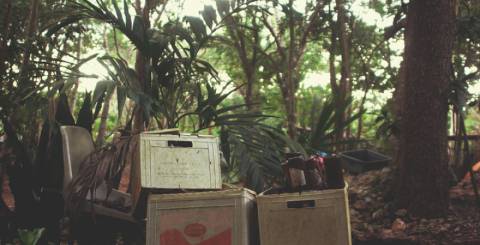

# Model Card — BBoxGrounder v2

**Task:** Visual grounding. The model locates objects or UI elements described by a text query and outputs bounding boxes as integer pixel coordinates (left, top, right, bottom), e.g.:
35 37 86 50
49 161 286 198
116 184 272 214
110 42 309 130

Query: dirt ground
347 168 480 245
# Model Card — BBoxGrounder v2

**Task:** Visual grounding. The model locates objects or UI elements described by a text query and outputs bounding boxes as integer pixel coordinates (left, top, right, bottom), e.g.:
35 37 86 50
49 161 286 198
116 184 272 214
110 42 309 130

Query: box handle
168 140 193 147
287 200 315 208
143 128 180 135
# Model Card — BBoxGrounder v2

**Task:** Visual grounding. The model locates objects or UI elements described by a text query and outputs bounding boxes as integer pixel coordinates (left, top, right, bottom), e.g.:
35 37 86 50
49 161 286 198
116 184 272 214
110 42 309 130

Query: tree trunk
329 34 337 93
0 0 12 79
281 75 297 139
356 88 369 140
19 0 40 85
132 1 151 133
335 0 351 150
95 89 113 147
244 70 260 111
95 27 112 146
69 35 82 112
395 0 455 217
223 12 261 112
336 0 351 93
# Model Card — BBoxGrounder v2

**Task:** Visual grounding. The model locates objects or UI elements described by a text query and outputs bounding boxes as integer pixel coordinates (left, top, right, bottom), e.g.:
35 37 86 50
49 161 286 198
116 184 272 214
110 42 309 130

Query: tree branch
384 18 406 40
261 12 286 58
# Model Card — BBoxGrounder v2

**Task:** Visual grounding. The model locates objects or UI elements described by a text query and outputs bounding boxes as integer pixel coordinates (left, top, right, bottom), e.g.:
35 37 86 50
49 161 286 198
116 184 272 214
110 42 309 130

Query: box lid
148 188 256 202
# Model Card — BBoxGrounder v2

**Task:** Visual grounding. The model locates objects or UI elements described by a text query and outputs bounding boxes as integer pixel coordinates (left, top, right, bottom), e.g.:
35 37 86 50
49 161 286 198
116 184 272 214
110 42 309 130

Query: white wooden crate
257 186 352 245
146 188 258 245
138 132 222 189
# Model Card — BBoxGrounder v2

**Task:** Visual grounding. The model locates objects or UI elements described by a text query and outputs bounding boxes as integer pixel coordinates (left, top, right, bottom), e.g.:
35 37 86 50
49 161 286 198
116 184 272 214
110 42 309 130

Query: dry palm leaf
65 135 139 216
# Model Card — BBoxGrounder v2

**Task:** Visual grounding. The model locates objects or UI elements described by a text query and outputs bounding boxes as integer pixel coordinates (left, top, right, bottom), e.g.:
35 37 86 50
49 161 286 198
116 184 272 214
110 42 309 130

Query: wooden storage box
138 132 222 189
257 186 351 245
146 188 258 245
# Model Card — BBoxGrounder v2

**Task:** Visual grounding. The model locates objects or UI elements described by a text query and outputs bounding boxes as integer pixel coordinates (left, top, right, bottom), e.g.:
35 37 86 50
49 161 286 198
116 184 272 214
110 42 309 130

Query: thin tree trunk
0 0 12 79
95 90 113 147
18 0 40 85
132 1 151 133
328 6 338 95
335 0 351 150
260 0 322 139
223 12 260 112
245 74 253 107
356 88 369 140
286 90 297 139
336 0 351 94
69 35 82 112
96 28 112 146
346 106 352 140
282 0 298 139
244 71 259 111
395 0 455 217
329 48 337 93
280 75 298 139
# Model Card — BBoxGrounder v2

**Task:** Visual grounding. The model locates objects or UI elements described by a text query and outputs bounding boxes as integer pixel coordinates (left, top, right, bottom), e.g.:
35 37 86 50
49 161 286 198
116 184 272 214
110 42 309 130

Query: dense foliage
1 0 480 240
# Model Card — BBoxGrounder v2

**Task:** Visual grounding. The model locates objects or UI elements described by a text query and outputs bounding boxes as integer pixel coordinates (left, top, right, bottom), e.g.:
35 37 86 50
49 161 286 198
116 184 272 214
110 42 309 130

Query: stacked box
138 132 222 189
257 186 351 245
146 188 257 245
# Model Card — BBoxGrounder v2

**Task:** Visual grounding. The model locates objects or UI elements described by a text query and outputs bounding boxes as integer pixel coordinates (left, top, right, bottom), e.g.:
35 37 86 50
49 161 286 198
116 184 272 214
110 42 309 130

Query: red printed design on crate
158 206 233 245
160 228 231 245
184 223 207 237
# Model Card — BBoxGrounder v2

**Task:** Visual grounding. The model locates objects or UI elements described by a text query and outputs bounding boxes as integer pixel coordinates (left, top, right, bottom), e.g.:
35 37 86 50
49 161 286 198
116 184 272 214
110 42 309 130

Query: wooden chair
60 126 137 222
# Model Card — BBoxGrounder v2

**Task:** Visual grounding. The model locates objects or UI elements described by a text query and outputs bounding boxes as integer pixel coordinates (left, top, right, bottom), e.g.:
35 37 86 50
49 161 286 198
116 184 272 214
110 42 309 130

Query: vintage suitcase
146 188 258 245
138 131 222 189
257 186 351 245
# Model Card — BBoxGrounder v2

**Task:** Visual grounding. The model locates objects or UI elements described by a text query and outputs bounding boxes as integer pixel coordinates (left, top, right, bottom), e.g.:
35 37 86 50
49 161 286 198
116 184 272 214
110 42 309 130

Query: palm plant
299 93 364 153
47 0 300 194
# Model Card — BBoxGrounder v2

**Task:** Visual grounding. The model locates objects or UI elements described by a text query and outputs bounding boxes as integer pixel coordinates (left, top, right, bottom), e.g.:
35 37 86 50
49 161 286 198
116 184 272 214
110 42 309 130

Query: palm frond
309 95 364 151
65 136 139 215
76 92 94 134
220 124 301 192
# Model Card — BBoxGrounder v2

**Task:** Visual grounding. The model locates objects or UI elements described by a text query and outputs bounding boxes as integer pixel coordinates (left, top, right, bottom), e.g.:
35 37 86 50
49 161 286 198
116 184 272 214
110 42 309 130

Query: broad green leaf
18 228 45 245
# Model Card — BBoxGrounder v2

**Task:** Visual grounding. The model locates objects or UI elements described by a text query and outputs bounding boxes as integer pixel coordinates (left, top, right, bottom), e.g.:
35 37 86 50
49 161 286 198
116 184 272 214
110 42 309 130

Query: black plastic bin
339 149 391 174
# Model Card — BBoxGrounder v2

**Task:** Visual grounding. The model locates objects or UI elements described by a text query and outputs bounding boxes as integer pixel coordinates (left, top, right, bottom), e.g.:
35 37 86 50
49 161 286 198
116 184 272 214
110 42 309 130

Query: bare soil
347 168 480 245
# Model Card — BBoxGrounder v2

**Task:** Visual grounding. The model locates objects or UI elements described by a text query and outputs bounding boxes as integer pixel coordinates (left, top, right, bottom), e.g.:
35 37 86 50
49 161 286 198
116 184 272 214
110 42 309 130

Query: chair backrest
60 126 95 192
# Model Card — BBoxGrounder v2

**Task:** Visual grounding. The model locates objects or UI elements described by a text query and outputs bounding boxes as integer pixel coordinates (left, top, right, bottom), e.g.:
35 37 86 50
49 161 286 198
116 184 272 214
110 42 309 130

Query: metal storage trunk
146 188 258 245
257 186 351 245
138 132 222 189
